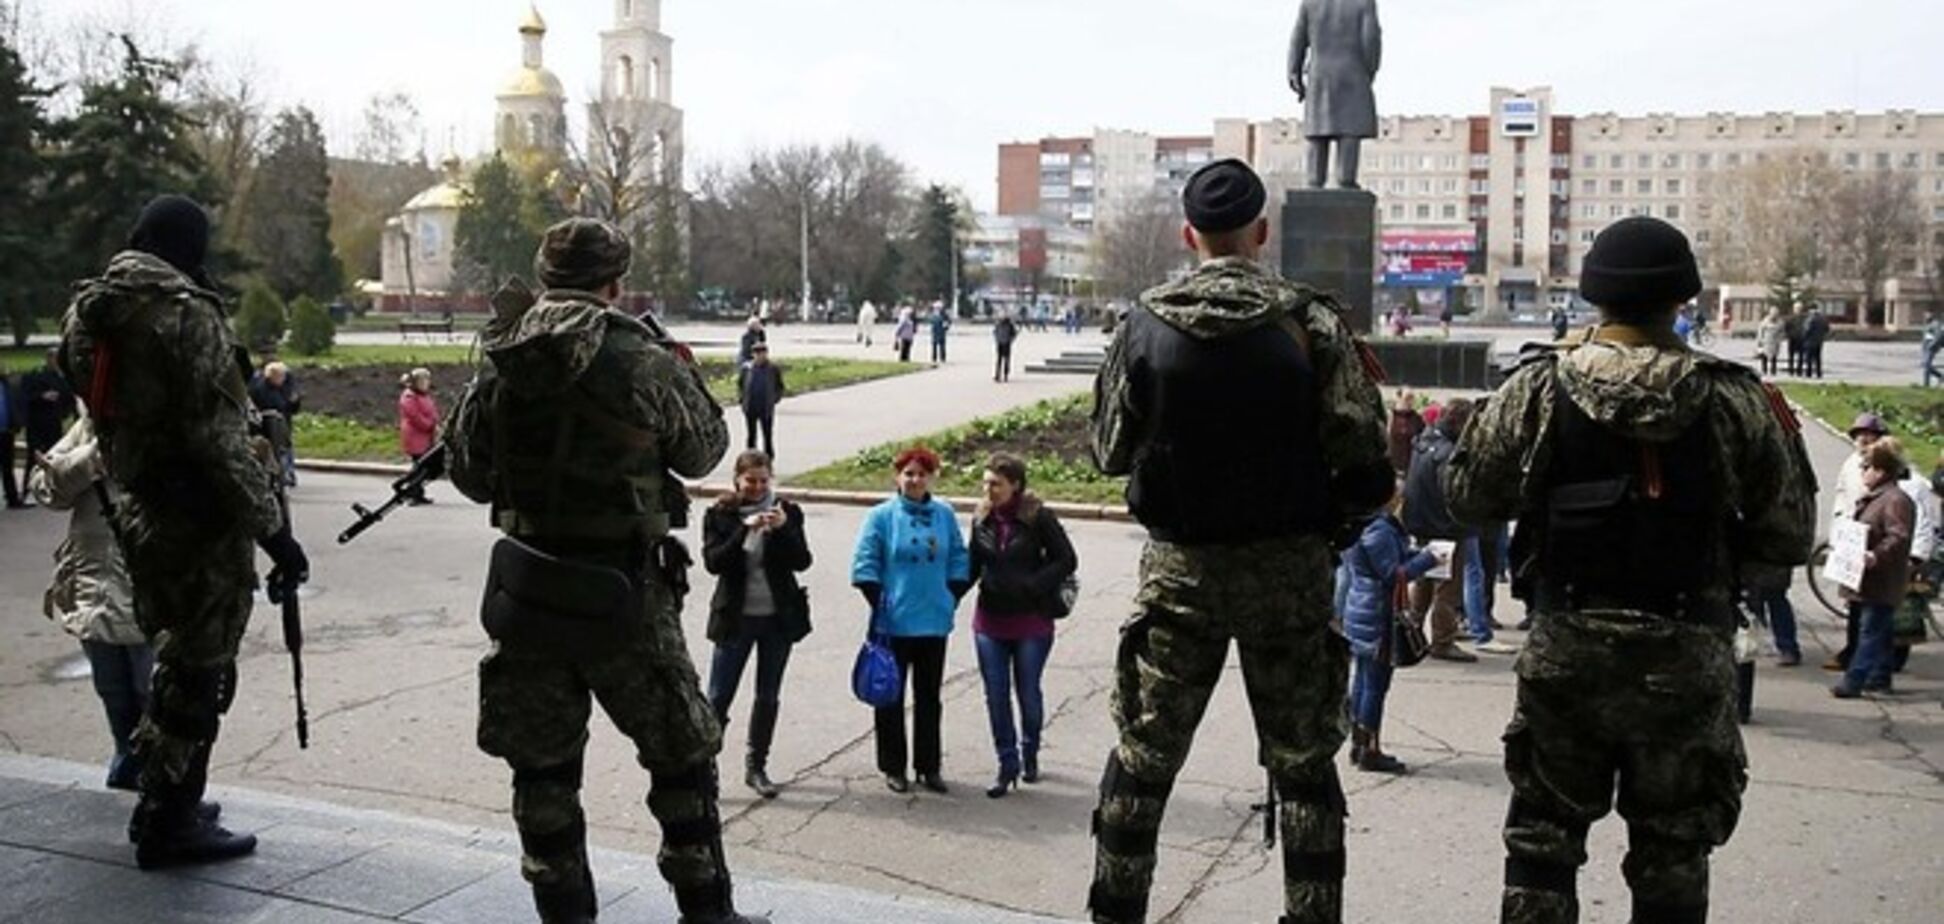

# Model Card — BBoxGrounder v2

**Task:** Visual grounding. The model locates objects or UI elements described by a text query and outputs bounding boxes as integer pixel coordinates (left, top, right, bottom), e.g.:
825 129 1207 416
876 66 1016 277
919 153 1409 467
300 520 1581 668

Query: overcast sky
32 0 1944 210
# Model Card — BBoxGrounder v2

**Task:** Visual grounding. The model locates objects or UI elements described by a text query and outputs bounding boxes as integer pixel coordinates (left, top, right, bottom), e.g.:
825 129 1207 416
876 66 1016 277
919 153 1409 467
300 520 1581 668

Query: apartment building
997 131 1215 232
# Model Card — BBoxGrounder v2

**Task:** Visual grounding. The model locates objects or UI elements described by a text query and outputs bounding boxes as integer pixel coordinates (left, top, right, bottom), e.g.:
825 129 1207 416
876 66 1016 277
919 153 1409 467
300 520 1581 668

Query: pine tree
0 33 49 344
903 184 958 306
44 37 216 285
286 295 335 356
455 153 539 291
243 107 342 301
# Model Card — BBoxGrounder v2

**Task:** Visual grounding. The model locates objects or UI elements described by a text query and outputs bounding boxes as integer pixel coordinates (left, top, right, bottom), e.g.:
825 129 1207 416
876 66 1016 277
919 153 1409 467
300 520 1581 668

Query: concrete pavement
0 320 1939 922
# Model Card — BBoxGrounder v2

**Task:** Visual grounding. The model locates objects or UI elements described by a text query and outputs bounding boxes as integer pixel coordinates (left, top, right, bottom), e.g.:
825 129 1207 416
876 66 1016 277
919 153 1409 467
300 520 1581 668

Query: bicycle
1803 539 1845 618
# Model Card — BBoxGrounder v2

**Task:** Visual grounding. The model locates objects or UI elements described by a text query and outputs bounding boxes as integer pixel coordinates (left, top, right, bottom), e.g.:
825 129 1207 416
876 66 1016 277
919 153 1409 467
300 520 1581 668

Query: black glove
259 526 310 602
856 582 882 612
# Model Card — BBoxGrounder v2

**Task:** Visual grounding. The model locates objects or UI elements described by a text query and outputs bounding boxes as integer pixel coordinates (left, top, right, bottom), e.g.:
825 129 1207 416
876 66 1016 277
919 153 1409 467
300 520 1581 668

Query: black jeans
930 338 947 363
743 408 775 459
995 344 1013 381
874 635 947 777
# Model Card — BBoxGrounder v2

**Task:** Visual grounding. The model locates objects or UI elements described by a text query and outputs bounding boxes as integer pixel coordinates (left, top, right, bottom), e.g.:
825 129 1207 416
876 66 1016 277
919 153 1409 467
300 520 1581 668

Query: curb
294 458 1138 524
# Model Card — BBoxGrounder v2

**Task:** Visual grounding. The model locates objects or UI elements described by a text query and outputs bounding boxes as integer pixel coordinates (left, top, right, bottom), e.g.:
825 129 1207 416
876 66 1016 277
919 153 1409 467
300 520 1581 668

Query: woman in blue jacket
1336 481 1443 774
851 445 970 794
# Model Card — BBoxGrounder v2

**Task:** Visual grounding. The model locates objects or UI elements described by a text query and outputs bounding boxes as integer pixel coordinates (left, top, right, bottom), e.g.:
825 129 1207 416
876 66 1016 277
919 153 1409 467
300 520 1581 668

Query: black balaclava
127 194 214 288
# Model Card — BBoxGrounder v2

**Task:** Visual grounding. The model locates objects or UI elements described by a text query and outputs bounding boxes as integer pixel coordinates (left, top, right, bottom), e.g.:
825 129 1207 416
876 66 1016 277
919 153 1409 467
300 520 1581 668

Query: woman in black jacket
702 450 813 798
967 454 1079 797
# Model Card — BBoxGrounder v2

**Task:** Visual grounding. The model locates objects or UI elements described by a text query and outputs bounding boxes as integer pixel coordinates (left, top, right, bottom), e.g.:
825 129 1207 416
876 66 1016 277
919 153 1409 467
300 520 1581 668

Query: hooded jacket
1446 323 1818 620
29 415 143 646
1090 257 1390 545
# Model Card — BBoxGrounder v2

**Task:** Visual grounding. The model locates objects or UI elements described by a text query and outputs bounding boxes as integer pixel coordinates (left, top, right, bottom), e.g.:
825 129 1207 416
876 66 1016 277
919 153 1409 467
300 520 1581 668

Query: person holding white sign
1832 441 1915 698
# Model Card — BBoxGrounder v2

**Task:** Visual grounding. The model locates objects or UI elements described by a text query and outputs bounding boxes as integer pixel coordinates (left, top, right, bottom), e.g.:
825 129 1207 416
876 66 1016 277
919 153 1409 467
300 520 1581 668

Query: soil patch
291 363 467 429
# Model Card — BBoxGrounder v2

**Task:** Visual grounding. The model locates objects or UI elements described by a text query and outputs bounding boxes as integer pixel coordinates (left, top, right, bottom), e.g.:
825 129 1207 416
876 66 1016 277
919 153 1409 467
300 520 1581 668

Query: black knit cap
535 217 632 291
127 194 212 283
1579 217 1702 312
1182 158 1267 234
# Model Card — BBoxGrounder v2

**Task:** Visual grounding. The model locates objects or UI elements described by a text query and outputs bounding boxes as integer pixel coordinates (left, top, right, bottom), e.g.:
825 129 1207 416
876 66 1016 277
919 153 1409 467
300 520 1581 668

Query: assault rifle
266 567 309 749
337 444 447 544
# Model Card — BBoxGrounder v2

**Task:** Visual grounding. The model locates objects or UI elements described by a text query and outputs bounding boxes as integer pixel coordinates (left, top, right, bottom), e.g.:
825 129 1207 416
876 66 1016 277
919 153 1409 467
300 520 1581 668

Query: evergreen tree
232 279 286 350
242 107 341 301
286 295 334 356
903 184 959 305
0 34 49 344
455 153 538 291
44 37 215 286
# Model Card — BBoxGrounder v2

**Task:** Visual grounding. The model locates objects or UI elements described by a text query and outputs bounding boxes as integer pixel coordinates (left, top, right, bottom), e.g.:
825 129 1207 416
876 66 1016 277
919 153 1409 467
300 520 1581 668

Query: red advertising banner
1380 230 1477 253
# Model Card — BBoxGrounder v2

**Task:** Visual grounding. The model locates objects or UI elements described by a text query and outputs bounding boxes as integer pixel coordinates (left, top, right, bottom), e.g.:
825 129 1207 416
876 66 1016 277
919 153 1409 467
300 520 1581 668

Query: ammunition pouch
480 537 640 659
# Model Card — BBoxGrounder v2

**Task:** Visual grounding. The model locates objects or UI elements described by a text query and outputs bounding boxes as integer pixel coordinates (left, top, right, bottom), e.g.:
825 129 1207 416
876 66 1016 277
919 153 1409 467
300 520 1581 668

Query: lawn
789 394 1128 505
1 347 55 375
1781 382 1944 468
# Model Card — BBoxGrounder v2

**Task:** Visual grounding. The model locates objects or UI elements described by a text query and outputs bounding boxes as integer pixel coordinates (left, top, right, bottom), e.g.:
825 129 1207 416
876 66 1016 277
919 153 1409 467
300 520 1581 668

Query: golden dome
520 4 547 34
500 66 565 99
403 178 467 212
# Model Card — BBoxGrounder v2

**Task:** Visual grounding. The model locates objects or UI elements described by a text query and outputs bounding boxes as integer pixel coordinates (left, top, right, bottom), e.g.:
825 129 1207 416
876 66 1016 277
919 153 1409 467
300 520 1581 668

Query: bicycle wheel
1803 541 1846 618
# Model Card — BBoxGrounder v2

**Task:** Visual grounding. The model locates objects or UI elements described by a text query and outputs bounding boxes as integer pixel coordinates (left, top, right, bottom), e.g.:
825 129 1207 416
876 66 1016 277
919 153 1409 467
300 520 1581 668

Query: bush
233 282 287 350
287 295 336 356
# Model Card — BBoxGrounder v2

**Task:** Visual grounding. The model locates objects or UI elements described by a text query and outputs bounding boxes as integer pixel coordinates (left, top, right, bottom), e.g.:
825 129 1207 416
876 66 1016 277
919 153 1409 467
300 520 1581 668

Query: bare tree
1094 191 1187 299
1828 168 1922 327
572 96 667 228
354 90 422 165
1703 149 1839 287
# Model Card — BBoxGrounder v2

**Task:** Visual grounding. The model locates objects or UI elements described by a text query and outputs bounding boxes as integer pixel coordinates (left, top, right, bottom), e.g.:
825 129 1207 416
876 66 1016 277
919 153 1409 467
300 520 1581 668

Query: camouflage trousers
124 531 257 798
476 575 731 918
1500 610 1748 924
1089 536 1350 924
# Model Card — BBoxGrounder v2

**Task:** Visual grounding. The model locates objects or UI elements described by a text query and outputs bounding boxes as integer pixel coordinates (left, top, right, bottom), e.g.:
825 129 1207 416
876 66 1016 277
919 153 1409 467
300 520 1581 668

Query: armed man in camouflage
1086 159 1392 924
1445 217 1816 924
58 195 309 868
446 219 761 924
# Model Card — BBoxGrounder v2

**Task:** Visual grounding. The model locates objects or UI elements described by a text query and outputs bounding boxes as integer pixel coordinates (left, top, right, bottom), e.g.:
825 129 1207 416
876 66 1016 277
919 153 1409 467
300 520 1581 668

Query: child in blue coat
1335 481 1443 773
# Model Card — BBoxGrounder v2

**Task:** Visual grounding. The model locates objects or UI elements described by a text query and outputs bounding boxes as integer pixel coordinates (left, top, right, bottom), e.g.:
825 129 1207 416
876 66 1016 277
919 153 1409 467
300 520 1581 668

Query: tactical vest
1536 372 1721 617
1122 307 1330 545
483 337 669 546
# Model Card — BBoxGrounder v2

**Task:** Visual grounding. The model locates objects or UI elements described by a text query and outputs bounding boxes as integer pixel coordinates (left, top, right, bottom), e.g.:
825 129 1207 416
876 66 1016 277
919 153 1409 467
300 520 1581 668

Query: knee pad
1274 764 1347 818
1506 795 1591 845
1273 765 1347 883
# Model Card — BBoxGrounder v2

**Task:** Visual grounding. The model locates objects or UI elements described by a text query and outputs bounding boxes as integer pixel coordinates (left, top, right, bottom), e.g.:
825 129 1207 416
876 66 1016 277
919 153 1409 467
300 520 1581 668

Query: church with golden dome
378 1 686 310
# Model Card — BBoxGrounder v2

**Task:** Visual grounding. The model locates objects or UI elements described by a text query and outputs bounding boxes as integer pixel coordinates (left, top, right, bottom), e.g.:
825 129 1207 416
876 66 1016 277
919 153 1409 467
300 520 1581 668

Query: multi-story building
1215 88 1944 326
998 131 1214 232
962 214 1093 316
1000 93 1944 327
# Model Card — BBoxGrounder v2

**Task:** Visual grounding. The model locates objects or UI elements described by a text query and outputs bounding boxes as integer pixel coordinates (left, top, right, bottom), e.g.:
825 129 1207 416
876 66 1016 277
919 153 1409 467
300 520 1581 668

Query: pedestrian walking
849 445 971 796
894 307 917 363
738 342 784 460
30 413 154 792
396 368 438 505
1832 440 1914 698
0 372 23 508
967 454 1077 798
1085 159 1391 924
992 313 1018 382
702 450 813 800
1335 480 1444 774
929 304 952 363
856 300 880 347
60 194 307 868
1446 216 1816 924
446 218 765 924
1755 307 1785 376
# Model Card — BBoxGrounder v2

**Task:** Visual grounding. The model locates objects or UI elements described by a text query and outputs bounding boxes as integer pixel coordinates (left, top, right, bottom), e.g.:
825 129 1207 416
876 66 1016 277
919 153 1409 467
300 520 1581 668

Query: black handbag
1354 539 1429 668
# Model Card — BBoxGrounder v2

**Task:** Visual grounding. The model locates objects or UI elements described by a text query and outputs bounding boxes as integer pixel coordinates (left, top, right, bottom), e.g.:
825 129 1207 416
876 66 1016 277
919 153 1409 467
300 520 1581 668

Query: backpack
1401 430 1462 541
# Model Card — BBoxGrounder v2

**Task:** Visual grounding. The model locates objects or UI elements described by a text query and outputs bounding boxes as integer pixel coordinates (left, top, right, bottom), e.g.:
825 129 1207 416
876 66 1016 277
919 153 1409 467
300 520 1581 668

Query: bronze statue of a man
1288 0 1383 190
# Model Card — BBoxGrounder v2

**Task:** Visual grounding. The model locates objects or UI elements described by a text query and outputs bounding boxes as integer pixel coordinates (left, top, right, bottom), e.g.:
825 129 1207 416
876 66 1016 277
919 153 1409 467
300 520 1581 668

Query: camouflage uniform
449 221 736 923
58 250 283 833
1088 258 1388 924
1446 325 1816 924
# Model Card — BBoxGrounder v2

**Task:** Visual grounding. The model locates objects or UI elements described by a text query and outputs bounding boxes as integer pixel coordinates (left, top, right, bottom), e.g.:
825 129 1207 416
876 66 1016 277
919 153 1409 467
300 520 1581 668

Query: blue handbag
851 609 904 709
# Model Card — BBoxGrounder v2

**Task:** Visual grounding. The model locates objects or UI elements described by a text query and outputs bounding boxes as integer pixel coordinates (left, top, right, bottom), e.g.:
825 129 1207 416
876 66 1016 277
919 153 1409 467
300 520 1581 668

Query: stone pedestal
1280 188 1377 335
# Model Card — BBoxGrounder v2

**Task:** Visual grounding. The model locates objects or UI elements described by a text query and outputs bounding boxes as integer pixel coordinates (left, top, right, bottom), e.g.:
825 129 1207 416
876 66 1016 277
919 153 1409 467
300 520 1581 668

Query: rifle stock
337 443 447 544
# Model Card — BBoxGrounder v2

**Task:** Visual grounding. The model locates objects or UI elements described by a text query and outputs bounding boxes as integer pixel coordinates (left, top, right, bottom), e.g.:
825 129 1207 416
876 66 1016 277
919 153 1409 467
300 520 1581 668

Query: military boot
744 700 781 800
132 790 257 870
675 877 770 924
530 864 597 924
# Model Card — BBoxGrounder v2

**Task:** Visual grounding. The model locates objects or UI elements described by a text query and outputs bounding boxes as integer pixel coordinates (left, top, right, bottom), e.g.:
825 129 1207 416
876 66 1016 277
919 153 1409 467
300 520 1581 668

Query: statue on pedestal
1288 0 1383 190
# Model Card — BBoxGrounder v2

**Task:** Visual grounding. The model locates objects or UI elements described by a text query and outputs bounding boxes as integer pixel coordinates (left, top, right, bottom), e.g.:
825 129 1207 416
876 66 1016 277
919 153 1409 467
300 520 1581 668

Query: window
1696 178 1713 196
1580 229 1597 243
1609 179 1625 194
1417 179 1433 194
1609 154 1624 169
1389 155 1407 170
1637 178 1653 194
1581 179 1597 194
1551 180 1568 196
1582 154 1598 169
1844 151 1861 168
1637 154 1653 169
1935 152 1944 168
1471 154 1490 169
1512 225 1525 243
1415 203 1431 220
1421 155 1436 171
1552 155 1570 169
1695 229 1711 244
417 218 441 260
1442 154 1459 170
1875 151 1891 169
1609 204 1626 217
1581 203 1599 219
1662 153 1682 169
1629 205 1649 217
1697 203 1713 220
1471 179 1489 194
1389 179 1407 194
1442 203 1459 220
1725 153 1742 167
1441 178 1459 193
1696 152 1713 170
1389 203 1405 220
1664 204 1682 220
1933 205 1944 222
1901 152 1921 169
1665 178 1683 195
1470 203 1488 219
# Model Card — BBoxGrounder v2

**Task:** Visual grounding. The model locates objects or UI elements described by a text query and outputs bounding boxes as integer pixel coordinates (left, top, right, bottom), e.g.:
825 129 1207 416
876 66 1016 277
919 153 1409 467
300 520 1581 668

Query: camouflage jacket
447 290 728 539
57 251 282 547
1445 324 1817 611
1091 256 1388 500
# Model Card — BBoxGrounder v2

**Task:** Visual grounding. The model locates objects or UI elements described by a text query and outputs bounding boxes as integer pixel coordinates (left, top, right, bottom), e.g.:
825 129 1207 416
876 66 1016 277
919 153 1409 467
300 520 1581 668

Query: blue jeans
974 632 1054 775
81 640 155 788
1752 589 1799 658
1462 534 1494 643
706 618 795 721
1351 651 1393 729
1843 603 1895 690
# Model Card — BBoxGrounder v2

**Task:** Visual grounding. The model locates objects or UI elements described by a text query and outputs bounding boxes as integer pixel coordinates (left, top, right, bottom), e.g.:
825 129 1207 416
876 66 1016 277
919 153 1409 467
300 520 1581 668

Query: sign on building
1500 97 1541 138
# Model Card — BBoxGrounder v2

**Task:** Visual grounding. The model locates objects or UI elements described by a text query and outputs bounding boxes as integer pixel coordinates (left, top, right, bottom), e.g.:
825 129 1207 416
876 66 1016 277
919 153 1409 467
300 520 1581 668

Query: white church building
378 1 685 312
